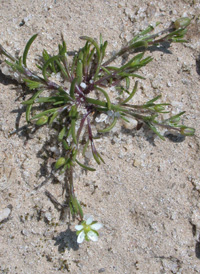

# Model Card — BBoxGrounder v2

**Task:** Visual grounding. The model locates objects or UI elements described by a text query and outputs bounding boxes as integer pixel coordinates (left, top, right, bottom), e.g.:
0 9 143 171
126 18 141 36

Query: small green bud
180 127 195 136
36 115 48 126
153 105 165 112
55 157 66 169
169 117 180 124
174 17 191 29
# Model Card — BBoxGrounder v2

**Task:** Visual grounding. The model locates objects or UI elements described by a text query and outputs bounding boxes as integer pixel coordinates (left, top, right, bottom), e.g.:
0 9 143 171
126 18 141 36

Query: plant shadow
196 54 200 76
53 225 79 252
195 242 200 259
0 69 18 86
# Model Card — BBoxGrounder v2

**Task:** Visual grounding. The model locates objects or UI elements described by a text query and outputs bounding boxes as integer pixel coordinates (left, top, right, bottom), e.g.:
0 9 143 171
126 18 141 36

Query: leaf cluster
0 17 195 220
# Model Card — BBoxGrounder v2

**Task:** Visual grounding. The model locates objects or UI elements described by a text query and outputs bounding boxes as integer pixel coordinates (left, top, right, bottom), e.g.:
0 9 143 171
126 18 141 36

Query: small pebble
44 212 52 223
0 206 12 223
167 81 172 87
122 119 138 130
98 268 106 273
21 229 29 236
80 82 87 89
133 159 141 167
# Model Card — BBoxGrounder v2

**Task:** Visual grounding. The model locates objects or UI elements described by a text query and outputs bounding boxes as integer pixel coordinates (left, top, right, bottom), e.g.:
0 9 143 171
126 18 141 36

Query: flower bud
153 105 165 112
180 127 195 136
55 157 66 169
174 17 191 29
36 115 48 126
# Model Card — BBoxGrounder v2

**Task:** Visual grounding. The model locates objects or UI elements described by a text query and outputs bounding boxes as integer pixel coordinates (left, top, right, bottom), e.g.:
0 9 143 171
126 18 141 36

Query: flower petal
87 231 98 242
77 231 85 244
75 225 83 231
91 223 103 231
86 216 93 225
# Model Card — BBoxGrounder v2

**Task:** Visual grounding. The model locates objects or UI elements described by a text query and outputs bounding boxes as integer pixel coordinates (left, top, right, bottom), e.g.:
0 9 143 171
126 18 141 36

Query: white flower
75 216 103 244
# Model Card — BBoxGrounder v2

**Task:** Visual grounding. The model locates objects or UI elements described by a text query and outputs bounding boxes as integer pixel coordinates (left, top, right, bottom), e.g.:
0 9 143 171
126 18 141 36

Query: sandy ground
0 0 200 273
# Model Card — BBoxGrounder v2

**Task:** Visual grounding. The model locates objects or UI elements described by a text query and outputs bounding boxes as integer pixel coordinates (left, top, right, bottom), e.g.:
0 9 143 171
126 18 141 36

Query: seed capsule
174 17 191 29
180 127 195 136
36 115 48 126
55 157 66 169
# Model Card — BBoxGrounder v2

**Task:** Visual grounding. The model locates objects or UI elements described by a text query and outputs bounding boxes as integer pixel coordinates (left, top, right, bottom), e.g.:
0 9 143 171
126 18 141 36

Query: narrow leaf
42 55 61 81
31 107 59 120
98 117 117 133
121 81 138 104
58 126 66 141
24 89 44 122
95 86 111 110
23 34 38 67
75 159 96 171
23 78 41 90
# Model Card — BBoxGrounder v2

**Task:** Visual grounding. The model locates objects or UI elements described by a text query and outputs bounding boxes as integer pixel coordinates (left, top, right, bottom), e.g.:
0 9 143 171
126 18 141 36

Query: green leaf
34 97 58 103
75 159 96 171
42 55 61 81
55 58 69 80
22 99 34 105
62 140 70 150
165 111 185 125
131 40 148 49
59 37 67 56
95 86 111 110
82 139 90 156
24 89 44 122
130 23 159 44
58 126 66 141
118 53 145 72
126 77 130 89
31 107 60 120
42 49 50 62
49 110 60 125
147 122 165 140
23 34 38 67
87 47 95 66
5 60 24 74
80 36 100 59
100 33 103 46
23 78 41 90
121 81 138 104
92 149 105 165
70 78 77 99
101 66 111 75
69 105 78 145
100 40 108 60
76 51 83 85
137 56 153 67
42 49 56 73
70 119 77 145
145 95 162 106
171 38 188 43
80 36 101 80
117 72 145 79
98 117 117 133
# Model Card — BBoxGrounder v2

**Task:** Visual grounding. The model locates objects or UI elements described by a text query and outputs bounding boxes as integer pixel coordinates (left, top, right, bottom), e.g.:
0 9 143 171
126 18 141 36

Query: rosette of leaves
0 17 195 221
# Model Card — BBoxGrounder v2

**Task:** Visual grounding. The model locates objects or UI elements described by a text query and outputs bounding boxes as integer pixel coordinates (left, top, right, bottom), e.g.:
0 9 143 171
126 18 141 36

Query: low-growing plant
0 17 195 243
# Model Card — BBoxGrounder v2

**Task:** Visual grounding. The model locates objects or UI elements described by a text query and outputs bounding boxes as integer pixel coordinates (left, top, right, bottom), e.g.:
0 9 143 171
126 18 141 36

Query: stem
85 96 151 114
0 44 16 62
102 25 175 67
